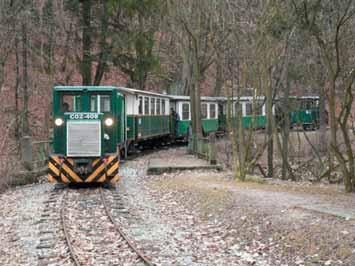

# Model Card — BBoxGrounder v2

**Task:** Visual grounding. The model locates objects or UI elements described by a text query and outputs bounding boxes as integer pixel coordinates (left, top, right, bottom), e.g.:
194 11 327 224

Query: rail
60 190 81 266
100 188 155 266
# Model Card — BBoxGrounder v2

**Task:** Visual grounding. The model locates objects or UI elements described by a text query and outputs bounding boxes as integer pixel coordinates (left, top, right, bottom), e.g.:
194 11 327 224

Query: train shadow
54 183 113 190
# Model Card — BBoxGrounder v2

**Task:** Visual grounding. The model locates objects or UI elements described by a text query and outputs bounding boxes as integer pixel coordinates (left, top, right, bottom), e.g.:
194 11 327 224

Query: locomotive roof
117 87 170 98
54 86 120 92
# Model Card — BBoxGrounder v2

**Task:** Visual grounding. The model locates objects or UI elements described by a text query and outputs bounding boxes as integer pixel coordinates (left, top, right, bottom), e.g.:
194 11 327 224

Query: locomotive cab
48 86 124 185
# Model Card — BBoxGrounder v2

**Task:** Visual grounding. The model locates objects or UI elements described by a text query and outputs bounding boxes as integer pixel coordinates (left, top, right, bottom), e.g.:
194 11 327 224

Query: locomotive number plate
69 113 99 120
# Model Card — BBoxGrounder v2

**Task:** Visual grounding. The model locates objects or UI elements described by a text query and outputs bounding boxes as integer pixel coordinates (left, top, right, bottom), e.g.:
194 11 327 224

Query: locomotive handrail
32 140 53 145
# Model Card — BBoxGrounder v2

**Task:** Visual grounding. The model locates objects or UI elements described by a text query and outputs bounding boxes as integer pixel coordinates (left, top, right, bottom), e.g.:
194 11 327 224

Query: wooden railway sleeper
99 188 155 266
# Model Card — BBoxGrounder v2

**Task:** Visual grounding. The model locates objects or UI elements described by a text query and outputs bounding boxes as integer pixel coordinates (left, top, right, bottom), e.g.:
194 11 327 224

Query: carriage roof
117 87 170 98
230 96 265 101
169 95 226 102
54 86 119 92
298 96 320 100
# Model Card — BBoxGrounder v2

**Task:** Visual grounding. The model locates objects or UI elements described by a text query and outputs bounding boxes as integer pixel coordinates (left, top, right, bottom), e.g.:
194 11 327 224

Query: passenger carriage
238 96 266 129
295 96 320 130
275 96 321 130
219 96 267 130
169 95 223 138
116 87 171 152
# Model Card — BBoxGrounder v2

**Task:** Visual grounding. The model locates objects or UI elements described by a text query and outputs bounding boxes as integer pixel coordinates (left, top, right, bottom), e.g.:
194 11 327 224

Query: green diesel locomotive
48 86 123 184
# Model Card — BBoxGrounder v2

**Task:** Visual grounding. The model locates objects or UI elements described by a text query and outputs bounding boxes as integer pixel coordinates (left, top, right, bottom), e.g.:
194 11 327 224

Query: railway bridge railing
3 136 52 186
188 133 217 165
21 136 52 170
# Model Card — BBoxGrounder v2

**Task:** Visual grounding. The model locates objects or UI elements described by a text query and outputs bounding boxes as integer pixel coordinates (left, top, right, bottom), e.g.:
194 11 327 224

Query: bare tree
167 0 229 151
292 0 355 191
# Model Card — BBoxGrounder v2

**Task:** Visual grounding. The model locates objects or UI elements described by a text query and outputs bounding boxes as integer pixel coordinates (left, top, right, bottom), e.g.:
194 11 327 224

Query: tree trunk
22 22 30 136
214 53 223 96
136 11 145 91
0 60 4 92
15 35 20 140
192 39 202 138
328 77 337 165
236 99 246 181
181 53 192 96
93 0 108 86
281 80 290 180
318 86 327 152
81 0 92 85
44 0 54 74
266 73 273 178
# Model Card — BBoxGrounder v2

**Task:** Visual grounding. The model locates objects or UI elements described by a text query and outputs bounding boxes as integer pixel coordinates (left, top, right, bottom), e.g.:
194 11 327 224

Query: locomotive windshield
90 94 112 113
60 94 81 112
59 92 112 113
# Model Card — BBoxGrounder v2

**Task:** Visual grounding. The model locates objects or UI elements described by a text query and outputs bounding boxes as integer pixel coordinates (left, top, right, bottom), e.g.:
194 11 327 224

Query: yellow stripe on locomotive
48 155 120 184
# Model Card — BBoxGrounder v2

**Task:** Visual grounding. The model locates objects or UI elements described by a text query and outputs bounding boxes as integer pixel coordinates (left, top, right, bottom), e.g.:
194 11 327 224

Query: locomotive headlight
55 118 64 126
104 118 114 127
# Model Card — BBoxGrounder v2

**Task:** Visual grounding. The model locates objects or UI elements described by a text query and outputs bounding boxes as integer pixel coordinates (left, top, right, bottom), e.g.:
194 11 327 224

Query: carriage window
156 99 161 115
245 102 252 116
255 102 263 115
151 98 155 115
61 94 81 112
138 96 143 115
210 104 216 119
100 95 111 112
182 103 190 120
162 99 166 115
201 103 208 119
144 97 149 114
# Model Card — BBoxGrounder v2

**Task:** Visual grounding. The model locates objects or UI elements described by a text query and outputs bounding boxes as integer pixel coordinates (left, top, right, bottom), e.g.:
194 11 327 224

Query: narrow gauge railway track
99 188 155 266
37 188 72 265
60 190 81 266
60 188 155 266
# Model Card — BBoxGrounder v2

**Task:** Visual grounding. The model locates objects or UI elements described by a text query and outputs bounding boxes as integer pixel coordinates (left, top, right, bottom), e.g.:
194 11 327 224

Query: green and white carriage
219 96 267 130
116 87 171 151
169 95 223 138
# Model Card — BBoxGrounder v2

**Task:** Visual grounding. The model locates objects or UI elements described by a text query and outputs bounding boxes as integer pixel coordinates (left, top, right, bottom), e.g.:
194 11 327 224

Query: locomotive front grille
67 120 101 157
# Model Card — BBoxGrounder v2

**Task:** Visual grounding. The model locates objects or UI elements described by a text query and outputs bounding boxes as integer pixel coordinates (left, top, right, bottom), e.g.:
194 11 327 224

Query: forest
0 0 355 192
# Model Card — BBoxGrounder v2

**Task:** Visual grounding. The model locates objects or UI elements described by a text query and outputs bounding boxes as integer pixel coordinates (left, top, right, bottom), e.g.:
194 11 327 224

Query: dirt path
121 148 355 266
